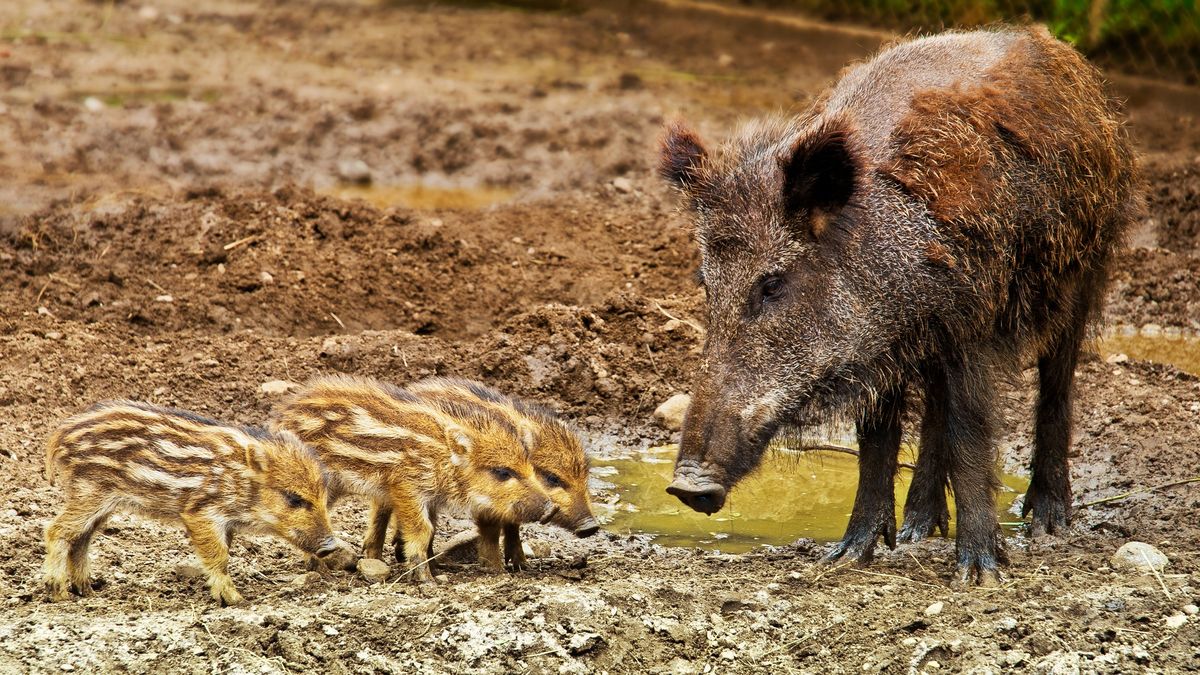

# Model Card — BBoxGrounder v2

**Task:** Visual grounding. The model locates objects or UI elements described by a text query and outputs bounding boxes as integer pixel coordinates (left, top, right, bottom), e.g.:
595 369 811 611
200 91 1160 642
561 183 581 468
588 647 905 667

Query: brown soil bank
1 0 1198 673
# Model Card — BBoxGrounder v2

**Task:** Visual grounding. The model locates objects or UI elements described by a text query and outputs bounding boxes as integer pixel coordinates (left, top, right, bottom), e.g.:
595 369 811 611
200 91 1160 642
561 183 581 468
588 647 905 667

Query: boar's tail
45 427 67 486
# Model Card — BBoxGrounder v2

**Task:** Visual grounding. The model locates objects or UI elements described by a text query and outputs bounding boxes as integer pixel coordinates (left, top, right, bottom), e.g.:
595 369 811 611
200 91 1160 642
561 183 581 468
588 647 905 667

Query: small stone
1105 352 1128 364
1165 613 1188 629
138 6 159 20
1002 650 1029 667
1183 604 1198 615
529 541 553 558
37 306 52 316
322 624 339 636
612 177 633 193
925 661 941 671
154 294 174 303
337 159 371 184
652 393 691 431
901 637 918 647
290 572 321 588
357 558 389 584
996 616 1018 631
175 562 205 579
260 379 299 396
83 96 105 112
259 271 274 284
1111 541 1169 572
924 601 944 616
567 632 604 655
45 331 63 340
717 53 734 67
720 649 736 662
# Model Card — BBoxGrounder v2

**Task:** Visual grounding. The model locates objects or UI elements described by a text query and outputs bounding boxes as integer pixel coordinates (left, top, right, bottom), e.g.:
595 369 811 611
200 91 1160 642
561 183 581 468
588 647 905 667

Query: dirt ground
2 1 1199 673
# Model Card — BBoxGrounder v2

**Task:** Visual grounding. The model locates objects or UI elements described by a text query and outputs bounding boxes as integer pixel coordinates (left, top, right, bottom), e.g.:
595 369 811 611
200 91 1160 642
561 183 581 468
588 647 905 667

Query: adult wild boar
660 26 1137 584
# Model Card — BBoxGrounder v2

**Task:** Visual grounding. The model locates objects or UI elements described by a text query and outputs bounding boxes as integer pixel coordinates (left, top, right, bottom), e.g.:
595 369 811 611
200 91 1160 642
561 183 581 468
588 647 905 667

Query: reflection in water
326 183 515 210
597 445 1029 553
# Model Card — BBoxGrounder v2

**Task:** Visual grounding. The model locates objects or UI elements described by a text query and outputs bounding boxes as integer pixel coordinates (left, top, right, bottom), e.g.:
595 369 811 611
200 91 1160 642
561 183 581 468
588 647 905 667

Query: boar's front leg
390 489 436 584
824 385 904 564
936 352 1007 586
182 513 243 606
502 523 528 571
363 501 392 561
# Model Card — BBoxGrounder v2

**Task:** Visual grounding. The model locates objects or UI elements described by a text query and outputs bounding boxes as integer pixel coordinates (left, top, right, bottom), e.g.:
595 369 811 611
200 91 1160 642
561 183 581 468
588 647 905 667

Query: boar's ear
780 121 859 237
444 424 473 455
659 121 707 192
244 442 271 476
517 421 538 455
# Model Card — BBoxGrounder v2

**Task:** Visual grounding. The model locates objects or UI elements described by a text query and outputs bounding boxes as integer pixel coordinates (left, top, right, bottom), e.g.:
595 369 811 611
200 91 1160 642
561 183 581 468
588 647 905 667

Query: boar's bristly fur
660 26 1138 586
272 375 555 583
407 377 597 570
43 402 348 606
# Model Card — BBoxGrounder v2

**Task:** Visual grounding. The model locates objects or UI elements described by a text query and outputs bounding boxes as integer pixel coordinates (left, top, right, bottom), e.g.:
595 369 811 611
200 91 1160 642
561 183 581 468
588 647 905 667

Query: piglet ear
517 421 538 454
780 120 859 236
244 442 270 475
659 121 708 191
444 424 473 454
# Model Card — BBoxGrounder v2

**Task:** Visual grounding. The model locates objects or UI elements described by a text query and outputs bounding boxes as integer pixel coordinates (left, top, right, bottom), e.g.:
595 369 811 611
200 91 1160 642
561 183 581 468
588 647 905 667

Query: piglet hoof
1020 484 1070 538
45 581 71 603
505 551 529 572
213 585 245 607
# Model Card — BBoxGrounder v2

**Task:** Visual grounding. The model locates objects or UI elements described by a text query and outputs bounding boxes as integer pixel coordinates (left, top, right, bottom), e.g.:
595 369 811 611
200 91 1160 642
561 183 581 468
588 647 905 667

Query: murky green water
1098 329 1200 376
327 184 514 210
597 445 1029 553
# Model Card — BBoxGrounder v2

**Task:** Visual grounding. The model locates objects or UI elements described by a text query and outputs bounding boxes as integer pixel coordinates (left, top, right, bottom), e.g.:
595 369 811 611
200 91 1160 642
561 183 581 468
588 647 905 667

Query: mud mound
3 187 696 339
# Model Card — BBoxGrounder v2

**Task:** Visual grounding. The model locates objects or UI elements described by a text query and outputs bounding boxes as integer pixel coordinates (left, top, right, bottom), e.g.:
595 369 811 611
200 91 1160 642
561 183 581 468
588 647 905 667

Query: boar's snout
667 458 729 515
314 537 357 571
666 479 727 515
573 517 600 538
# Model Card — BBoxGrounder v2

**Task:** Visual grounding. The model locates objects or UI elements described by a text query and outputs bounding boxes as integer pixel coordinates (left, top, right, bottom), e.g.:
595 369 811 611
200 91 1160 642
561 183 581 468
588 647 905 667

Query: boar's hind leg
824 385 904 564
44 499 113 600
182 513 243 606
1023 276 1094 537
938 354 1007 587
898 376 953 543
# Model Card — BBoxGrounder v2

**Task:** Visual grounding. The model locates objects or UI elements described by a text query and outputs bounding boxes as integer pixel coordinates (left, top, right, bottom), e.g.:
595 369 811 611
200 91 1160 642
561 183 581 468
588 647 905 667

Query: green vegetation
738 0 1199 81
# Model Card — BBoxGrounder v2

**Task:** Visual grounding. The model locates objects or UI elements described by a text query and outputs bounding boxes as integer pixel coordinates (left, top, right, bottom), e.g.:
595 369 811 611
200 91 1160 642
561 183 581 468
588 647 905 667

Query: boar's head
450 415 557 527
527 416 599 538
244 430 350 565
659 117 906 515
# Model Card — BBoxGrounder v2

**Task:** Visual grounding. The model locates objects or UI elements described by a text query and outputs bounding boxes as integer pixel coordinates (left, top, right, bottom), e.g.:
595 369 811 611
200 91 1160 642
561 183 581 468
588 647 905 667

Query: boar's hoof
823 526 895 566
897 506 950 543
1020 484 1071 538
665 480 726 515
950 543 1008 588
214 586 245 607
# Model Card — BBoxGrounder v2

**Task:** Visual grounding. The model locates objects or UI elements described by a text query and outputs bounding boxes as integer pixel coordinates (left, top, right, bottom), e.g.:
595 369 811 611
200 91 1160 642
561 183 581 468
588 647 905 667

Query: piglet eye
760 275 785 302
539 470 564 488
490 467 515 482
283 491 305 509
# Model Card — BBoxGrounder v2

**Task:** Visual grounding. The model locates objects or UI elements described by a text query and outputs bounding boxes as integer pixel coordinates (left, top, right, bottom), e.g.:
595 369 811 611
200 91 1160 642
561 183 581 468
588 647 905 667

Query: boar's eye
759 275 786 304
283 491 307 509
539 470 564 488
490 467 515 482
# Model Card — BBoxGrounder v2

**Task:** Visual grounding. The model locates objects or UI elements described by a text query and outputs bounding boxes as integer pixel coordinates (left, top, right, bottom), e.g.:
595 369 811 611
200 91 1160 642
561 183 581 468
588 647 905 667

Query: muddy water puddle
1099 327 1200 376
327 183 515 210
596 445 1029 553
